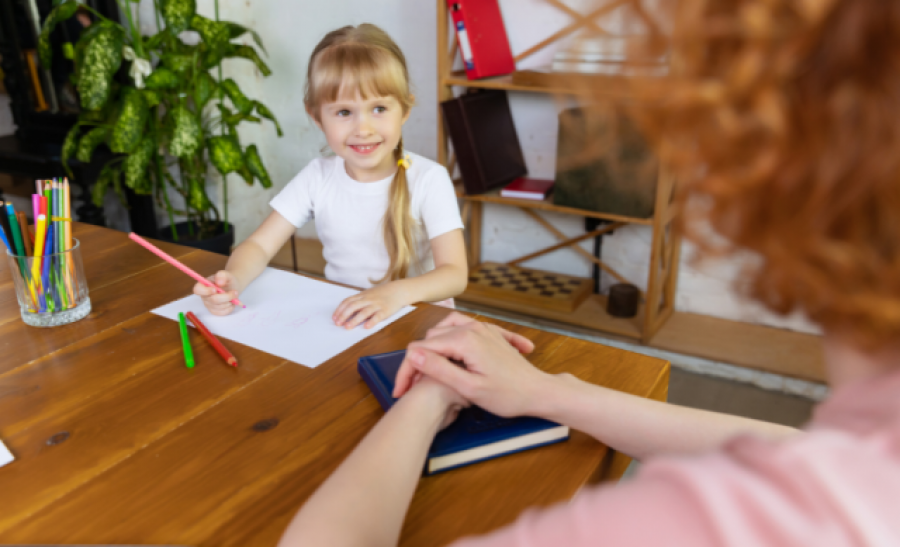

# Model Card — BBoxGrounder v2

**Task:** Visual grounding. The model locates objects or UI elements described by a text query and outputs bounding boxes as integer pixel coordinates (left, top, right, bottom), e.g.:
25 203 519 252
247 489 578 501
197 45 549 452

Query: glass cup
5 238 91 327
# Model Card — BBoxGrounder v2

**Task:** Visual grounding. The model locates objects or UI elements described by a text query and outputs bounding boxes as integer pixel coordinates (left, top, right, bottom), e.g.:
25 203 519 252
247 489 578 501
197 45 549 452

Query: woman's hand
393 312 536 398
393 316 550 419
193 270 241 316
407 375 469 430
333 282 407 329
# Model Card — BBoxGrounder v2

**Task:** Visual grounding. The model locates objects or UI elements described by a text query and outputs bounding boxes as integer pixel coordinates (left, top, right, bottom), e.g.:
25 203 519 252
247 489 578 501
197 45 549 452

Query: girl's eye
337 109 351 117
374 106 387 114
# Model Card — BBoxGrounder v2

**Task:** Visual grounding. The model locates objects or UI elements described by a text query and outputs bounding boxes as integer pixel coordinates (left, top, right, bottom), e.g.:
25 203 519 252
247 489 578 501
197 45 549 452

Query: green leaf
224 22 266 55
224 44 271 77
216 104 260 130
161 0 196 34
169 104 202 158
62 42 74 60
110 89 148 154
207 135 243 174
191 15 231 67
194 72 218 108
92 161 119 207
38 1 79 67
76 126 110 162
78 25 124 111
72 22 111 84
236 166 254 186
141 89 161 107
220 79 253 115
161 53 194 73
254 102 283 137
124 135 156 194
187 176 211 211
61 125 80 178
245 144 272 188
144 67 180 90
144 32 167 51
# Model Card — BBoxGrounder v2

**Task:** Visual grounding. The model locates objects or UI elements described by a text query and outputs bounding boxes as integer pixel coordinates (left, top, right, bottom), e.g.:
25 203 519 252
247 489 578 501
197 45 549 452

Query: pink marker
128 232 246 309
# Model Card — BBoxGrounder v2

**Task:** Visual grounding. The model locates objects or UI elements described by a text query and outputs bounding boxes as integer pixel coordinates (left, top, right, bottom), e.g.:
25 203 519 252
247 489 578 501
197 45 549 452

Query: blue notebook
358 349 570 475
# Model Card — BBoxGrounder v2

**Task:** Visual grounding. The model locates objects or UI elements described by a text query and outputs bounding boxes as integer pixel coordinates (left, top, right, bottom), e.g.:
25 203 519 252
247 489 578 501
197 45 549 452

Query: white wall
128 0 818 335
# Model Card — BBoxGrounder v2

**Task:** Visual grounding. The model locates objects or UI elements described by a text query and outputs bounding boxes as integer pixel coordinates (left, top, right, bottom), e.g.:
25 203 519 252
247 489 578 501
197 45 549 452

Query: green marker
178 312 195 369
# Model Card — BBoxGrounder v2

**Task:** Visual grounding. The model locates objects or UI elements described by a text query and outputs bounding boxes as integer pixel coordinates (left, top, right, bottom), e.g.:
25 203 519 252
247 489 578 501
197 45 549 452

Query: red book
448 0 516 80
500 177 554 200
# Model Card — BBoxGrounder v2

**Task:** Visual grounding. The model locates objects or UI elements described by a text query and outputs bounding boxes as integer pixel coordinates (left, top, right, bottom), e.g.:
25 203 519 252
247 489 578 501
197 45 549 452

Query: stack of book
500 177 554 200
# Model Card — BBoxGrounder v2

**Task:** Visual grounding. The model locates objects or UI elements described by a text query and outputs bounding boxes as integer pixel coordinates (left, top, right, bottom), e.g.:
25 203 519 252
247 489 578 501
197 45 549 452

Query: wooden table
0 224 670 547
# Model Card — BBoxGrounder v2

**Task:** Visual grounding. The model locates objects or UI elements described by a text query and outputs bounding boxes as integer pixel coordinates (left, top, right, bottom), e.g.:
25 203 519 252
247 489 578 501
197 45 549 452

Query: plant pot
158 221 235 256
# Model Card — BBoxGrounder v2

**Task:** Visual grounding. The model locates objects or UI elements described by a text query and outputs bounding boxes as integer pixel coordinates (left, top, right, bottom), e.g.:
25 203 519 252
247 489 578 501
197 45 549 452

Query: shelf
454 182 654 225
442 68 643 99
458 287 644 340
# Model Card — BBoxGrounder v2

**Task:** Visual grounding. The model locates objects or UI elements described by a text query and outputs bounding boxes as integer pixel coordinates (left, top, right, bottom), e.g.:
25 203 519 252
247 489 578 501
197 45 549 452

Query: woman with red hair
279 1 900 545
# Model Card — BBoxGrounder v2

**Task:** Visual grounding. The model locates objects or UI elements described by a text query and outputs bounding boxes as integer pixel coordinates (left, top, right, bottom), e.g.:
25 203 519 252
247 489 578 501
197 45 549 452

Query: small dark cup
606 283 639 318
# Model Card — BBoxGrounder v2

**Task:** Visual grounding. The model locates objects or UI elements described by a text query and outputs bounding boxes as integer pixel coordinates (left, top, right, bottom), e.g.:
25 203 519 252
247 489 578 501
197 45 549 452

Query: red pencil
185 311 238 367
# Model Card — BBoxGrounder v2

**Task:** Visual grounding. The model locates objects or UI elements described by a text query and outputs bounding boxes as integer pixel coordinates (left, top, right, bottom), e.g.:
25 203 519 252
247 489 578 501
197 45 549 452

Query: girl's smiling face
315 90 410 182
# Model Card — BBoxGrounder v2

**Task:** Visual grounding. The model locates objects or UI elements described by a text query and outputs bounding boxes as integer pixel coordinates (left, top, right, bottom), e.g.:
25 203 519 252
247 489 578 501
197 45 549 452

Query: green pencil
178 312 195 369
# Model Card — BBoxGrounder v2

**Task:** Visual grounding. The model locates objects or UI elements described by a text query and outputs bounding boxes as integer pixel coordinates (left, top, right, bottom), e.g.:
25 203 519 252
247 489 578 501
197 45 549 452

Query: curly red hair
616 0 900 348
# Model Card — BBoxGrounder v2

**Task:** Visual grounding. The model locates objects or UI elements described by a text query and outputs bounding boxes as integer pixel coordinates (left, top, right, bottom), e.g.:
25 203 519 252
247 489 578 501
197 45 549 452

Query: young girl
195 24 467 329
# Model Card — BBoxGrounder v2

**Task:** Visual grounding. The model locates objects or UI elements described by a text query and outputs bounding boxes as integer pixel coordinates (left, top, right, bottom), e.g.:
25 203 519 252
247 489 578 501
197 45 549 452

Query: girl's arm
333 228 468 329
277 379 463 547
194 211 297 314
395 314 799 461
392 227 468 303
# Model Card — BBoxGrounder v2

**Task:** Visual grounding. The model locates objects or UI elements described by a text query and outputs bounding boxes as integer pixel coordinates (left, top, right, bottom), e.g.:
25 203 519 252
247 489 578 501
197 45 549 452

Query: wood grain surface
0 225 669 547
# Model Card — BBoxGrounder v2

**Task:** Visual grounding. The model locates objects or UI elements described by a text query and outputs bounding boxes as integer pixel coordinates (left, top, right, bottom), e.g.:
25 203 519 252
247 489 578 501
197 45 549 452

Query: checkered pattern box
465 262 593 313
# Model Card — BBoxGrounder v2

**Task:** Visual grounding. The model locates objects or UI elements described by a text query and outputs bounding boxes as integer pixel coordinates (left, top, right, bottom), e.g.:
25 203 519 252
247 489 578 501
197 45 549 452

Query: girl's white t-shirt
269 152 464 290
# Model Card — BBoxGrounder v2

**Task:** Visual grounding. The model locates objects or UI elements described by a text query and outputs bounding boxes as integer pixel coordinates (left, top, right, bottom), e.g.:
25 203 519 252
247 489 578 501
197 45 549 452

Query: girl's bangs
312 46 409 107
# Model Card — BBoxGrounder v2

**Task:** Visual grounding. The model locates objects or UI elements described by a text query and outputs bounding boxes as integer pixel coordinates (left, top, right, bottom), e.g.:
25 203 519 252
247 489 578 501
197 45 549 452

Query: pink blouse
452 368 900 546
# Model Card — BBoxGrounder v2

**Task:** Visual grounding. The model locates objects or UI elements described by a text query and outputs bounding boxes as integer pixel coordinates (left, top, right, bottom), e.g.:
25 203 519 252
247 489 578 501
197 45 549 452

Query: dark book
500 177 554 200
358 349 570 475
441 90 527 195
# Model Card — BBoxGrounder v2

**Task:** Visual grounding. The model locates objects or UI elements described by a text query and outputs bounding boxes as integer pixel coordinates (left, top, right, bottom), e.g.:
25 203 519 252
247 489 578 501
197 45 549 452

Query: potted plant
39 0 282 253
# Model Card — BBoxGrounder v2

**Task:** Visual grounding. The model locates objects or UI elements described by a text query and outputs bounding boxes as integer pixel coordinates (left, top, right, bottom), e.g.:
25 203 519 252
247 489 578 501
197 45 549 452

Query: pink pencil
128 232 246 308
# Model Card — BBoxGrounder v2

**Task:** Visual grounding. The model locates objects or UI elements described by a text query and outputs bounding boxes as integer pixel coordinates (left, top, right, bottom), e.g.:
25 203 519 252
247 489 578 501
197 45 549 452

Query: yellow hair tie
397 153 411 170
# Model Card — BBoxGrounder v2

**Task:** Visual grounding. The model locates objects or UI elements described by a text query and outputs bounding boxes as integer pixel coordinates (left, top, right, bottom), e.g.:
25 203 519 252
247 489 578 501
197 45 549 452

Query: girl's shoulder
284 155 343 190
298 155 342 181
406 152 452 186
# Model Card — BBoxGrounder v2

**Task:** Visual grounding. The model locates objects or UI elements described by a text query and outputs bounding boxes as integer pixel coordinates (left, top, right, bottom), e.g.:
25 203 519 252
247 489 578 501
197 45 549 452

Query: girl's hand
392 319 550 418
193 270 241 316
333 282 407 329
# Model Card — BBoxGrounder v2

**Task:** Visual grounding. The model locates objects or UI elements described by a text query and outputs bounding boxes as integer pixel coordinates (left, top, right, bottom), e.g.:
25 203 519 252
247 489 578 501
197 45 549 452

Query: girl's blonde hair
305 24 417 284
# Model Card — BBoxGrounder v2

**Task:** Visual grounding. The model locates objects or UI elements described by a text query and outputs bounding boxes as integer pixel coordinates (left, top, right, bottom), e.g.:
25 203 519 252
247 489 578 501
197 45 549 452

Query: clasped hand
393 312 552 419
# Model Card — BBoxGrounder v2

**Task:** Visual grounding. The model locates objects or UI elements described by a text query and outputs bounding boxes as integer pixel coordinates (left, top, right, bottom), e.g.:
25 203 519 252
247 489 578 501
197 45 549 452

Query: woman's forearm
536 374 799 461
278 385 448 547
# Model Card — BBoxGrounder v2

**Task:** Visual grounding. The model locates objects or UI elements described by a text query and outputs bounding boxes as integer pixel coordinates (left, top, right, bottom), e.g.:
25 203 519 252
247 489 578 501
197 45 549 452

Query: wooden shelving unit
437 0 682 343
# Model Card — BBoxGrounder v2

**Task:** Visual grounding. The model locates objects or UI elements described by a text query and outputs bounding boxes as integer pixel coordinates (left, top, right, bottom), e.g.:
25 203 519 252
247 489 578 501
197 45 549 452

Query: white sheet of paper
151 268 415 368
0 440 13 468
